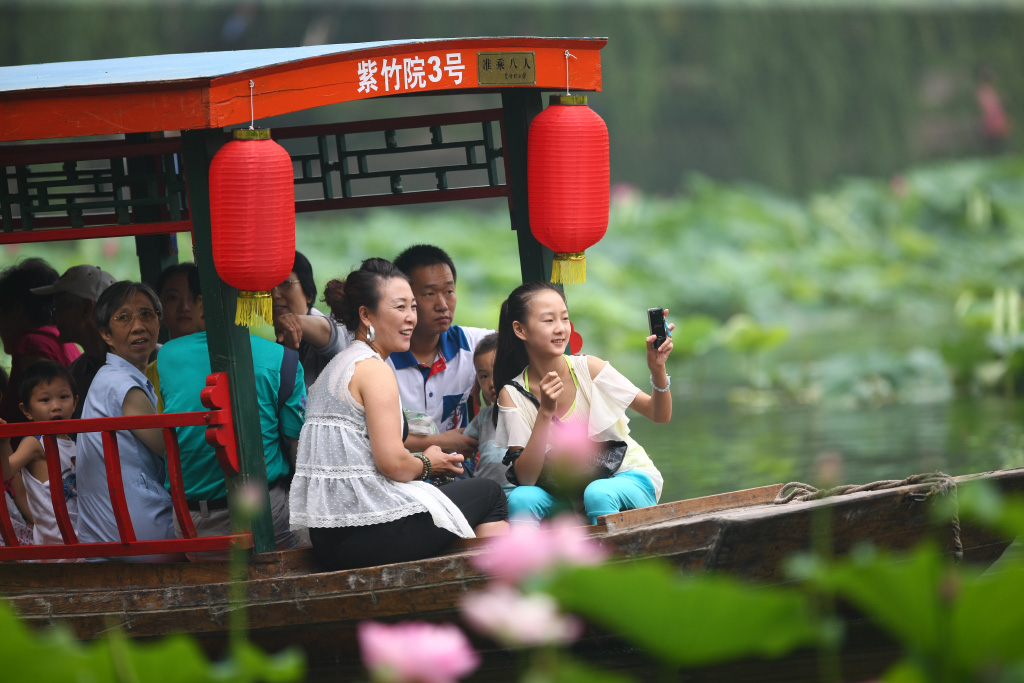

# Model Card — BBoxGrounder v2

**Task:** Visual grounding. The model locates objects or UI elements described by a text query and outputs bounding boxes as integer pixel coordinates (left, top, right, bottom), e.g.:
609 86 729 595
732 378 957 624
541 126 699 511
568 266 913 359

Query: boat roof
0 37 606 143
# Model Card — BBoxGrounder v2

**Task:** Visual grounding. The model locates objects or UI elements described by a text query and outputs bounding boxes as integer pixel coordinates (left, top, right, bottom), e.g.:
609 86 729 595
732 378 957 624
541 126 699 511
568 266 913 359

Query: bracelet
412 452 432 481
650 374 671 393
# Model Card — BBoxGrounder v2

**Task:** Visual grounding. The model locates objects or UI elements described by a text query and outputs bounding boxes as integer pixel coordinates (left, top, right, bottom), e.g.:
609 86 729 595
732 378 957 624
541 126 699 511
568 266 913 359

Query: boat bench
0 372 254 562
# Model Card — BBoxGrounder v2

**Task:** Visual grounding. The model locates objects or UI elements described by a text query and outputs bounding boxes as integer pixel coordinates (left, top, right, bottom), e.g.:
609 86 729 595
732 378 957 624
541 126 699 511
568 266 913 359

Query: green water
633 395 1024 504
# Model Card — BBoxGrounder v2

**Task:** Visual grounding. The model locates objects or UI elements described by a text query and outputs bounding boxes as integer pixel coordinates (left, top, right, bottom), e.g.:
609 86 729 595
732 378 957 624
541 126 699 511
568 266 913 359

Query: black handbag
501 380 626 493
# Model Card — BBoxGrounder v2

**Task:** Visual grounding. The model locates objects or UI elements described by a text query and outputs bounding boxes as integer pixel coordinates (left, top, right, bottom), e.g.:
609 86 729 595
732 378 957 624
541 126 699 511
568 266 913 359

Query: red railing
0 372 252 561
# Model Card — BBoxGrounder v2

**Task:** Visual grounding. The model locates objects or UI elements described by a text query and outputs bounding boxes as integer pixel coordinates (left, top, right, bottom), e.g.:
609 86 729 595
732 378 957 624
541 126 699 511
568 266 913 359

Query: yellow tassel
550 252 586 285
235 291 273 326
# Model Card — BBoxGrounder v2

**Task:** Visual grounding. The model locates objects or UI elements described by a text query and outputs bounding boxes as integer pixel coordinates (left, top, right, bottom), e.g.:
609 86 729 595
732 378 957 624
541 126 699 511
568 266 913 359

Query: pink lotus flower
547 420 596 468
461 584 583 648
471 514 607 584
358 621 480 683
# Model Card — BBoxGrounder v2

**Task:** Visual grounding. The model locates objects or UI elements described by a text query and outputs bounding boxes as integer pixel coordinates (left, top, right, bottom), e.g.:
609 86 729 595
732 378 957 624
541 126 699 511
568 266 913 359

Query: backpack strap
506 380 540 408
278 347 300 481
279 347 299 413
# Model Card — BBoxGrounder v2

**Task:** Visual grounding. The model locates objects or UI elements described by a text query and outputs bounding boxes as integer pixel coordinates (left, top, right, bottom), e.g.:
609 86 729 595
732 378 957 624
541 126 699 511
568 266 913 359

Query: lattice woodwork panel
273 108 508 211
0 108 510 244
0 139 189 242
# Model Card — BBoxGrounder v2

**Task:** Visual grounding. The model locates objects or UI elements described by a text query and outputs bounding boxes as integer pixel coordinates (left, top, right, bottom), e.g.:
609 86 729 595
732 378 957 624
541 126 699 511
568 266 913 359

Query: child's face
474 350 497 405
20 378 77 423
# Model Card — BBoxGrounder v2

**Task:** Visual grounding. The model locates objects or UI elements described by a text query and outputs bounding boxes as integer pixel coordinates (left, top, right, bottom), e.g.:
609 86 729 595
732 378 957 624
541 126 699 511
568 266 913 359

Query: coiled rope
773 472 962 562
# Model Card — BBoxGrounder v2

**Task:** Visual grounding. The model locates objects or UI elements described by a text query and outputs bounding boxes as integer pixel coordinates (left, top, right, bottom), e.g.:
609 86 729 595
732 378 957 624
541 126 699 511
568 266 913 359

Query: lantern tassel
235 291 273 327
551 252 587 285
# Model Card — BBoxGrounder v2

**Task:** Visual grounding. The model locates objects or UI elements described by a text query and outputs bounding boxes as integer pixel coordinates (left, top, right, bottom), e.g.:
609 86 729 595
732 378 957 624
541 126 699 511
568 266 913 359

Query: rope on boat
773 472 963 562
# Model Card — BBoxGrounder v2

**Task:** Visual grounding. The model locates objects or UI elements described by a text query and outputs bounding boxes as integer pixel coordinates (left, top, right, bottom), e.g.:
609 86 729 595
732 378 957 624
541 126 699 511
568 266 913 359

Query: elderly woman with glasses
76 280 179 560
272 251 351 388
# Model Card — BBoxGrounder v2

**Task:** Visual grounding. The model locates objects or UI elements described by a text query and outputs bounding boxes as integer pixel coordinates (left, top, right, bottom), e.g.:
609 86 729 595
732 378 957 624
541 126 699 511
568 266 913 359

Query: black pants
309 477 507 571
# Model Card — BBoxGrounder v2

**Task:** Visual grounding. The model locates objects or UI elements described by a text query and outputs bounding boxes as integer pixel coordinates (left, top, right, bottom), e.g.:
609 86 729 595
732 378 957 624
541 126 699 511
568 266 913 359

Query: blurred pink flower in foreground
547 419 596 468
235 479 267 518
461 584 583 648
471 514 607 583
358 621 480 683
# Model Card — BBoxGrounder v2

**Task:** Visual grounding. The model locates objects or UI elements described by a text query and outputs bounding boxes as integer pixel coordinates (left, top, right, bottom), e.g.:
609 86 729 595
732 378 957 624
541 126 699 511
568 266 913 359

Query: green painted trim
501 90 554 284
181 128 277 554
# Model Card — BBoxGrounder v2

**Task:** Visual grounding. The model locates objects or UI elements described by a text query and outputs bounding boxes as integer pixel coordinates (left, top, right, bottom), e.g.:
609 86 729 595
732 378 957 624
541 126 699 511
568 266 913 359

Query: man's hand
433 428 479 457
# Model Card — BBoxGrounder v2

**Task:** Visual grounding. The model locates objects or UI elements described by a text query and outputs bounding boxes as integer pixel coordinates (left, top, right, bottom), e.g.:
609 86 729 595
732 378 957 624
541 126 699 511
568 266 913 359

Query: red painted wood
0 221 192 245
0 411 215 439
0 86 210 144
0 533 253 562
0 376 248 561
296 186 508 214
205 45 602 132
0 39 605 142
101 430 137 544
200 373 239 476
164 429 198 539
270 108 504 140
0 479 18 546
0 137 182 166
43 435 78 544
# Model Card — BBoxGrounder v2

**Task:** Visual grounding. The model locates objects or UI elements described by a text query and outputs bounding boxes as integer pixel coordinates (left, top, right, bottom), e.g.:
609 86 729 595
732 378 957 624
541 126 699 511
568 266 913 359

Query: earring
366 324 375 343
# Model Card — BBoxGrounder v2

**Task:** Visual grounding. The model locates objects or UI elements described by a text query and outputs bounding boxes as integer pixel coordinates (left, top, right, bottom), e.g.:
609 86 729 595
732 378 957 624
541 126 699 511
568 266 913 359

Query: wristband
650 374 671 393
412 452 432 481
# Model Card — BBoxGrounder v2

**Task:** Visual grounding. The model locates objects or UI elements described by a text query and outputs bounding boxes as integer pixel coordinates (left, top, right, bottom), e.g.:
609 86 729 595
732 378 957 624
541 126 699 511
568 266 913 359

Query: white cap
30 265 117 303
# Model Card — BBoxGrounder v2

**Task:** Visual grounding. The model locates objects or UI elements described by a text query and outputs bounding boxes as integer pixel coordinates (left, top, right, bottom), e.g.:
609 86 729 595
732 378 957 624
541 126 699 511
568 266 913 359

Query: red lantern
528 95 610 285
209 129 295 326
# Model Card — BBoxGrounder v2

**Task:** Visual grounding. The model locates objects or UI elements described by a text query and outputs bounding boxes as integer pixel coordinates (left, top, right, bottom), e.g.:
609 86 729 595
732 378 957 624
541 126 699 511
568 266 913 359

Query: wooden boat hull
3 469 1022 670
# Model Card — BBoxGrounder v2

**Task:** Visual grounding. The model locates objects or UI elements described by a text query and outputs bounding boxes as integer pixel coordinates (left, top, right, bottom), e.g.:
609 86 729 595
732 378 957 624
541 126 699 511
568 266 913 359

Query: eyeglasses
271 280 301 294
110 308 159 326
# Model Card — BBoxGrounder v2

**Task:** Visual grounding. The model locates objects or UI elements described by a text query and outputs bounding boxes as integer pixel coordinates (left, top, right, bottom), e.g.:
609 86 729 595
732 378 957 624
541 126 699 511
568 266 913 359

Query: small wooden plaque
477 51 536 85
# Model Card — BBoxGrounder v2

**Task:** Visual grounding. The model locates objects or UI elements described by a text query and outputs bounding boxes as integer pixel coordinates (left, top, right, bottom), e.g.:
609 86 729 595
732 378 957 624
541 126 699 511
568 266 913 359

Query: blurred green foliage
0 607 304 683
2 4 1023 194
534 482 1024 682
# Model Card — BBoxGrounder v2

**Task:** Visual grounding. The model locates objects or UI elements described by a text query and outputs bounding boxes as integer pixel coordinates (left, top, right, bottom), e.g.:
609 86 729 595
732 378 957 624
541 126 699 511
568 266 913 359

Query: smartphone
648 307 670 349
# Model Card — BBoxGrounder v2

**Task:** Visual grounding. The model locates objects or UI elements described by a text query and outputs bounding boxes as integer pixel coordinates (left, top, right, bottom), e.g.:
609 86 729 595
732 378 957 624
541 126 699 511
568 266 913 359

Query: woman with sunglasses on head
272 251 351 388
76 281 179 560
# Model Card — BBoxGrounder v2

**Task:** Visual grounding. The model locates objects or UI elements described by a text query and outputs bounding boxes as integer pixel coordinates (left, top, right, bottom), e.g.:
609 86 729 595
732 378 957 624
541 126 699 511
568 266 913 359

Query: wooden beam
180 128 277 554
598 484 784 532
0 39 606 143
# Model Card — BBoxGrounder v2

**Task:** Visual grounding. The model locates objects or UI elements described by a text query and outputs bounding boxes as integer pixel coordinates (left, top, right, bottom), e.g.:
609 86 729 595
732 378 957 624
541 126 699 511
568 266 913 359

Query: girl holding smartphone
493 281 674 525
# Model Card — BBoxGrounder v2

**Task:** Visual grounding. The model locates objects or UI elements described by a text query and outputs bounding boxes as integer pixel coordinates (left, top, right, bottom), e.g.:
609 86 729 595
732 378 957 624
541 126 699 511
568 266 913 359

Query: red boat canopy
0 37 606 142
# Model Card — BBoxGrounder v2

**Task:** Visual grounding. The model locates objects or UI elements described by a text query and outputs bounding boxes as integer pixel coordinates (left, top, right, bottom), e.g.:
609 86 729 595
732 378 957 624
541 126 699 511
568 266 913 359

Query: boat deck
2 470 1020 667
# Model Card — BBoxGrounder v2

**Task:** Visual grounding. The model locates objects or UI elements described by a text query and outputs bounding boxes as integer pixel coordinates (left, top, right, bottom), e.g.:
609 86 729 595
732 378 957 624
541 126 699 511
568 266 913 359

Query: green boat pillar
502 90 554 284
180 128 277 554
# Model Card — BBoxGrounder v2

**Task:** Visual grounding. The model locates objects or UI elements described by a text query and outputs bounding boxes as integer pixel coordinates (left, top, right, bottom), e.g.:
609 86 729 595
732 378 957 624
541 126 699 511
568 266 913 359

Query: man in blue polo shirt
153 269 307 559
390 245 492 458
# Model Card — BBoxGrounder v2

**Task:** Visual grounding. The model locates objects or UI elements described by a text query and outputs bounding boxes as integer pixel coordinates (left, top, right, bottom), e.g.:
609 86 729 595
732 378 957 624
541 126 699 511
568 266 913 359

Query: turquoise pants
506 470 657 525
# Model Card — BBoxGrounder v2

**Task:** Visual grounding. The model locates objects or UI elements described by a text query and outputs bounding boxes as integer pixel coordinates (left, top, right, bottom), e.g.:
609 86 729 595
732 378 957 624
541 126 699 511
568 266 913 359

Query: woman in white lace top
289 258 508 570
493 282 674 525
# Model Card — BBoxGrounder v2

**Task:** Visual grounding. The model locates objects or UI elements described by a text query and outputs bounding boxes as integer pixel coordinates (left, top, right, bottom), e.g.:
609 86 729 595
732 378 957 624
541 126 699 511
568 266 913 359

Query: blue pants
507 470 657 526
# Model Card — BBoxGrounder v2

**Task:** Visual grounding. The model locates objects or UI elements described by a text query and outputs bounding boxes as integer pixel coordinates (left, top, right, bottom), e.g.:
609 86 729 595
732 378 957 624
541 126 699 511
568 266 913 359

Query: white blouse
494 355 664 500
288 341 474 537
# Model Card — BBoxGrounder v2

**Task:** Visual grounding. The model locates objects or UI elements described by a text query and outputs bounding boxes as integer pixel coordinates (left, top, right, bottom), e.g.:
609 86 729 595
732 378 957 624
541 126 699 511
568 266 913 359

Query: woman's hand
424 445 465 477
274 312 304 350
537 371 563 414
645 307 675 371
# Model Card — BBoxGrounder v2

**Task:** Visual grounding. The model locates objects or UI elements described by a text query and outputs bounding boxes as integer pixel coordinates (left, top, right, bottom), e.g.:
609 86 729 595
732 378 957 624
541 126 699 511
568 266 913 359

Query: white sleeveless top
494 355 664 500
288 341 474 537
23 436 78 545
